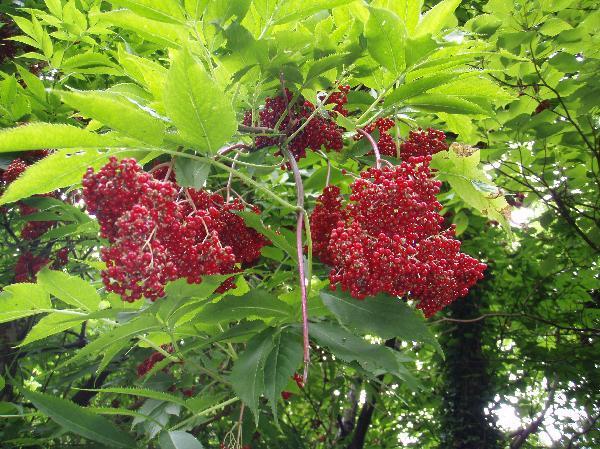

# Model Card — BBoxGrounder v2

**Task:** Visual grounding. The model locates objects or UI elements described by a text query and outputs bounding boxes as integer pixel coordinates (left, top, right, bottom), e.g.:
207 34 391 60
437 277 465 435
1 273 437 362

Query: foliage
0 0 598 449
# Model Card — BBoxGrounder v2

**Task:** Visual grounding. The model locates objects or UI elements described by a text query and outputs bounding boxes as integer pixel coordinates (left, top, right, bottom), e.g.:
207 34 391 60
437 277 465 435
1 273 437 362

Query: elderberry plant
0 0 524 447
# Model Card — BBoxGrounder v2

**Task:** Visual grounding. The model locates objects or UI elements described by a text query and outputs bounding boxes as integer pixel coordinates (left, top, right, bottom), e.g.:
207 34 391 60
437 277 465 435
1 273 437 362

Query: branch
281 147 310 383
565 413 600 449
509 385 556 449
357 128 381 169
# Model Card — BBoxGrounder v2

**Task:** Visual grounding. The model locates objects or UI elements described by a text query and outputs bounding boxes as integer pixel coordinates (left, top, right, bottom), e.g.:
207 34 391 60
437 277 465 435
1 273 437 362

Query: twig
357 128 381 169
282 147 310 383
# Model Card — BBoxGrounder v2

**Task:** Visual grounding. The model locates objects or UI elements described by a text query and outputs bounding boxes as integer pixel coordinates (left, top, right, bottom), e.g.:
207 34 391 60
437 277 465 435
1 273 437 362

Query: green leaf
384 72 462 106
373 0 423 34
96 9 185 48
19 313 86 347
21 389 135 448
366 7 407 75
304 52 353 85
235 211 297 260
0 283 51 324
309 322 401 375
106 0 185 23
164 48 237 154
159 431 204 449
414 0 461 37
230 328 276 422
80 387 188 408
264 328 303 422
404 94 487 115
320 290 442 353
59 90 166 145
37 268 101 311
65 315 162 366
431 145 511 229
195 290 293 324
174 157 210 188
0 124 123 153
0 148 144 205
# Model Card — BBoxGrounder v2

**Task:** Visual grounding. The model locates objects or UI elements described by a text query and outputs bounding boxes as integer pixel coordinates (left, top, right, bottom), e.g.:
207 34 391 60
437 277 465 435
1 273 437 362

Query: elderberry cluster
1 150 69 282
400 128 448 161
355 117 398 157
310 159 486 317
82 157 268 302
243 86 349 161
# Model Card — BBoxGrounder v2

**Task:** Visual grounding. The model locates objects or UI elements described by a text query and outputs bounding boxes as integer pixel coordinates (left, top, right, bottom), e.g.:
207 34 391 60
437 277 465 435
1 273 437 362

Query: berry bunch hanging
243 86 349 161
400 128 448 161
82 157 268 302
355 117 398 157
1 150 68 282
310 158 486 317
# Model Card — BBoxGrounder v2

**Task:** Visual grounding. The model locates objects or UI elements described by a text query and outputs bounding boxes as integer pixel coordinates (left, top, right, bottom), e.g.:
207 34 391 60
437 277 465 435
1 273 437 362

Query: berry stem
357 128 382 169
282 146 310 383
145 148 298 211
237 124 281 135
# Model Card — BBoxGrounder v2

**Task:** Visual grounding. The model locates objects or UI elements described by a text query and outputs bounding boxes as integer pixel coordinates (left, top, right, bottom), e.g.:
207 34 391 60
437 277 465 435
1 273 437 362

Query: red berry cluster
243 87 348 161
324 84 350 117
400 128 448 161
355 117 397 157
83 158 268 302
310 186 347 266
14 252 49 283
310 160 486 317
1 151 68 282
137 344 174 377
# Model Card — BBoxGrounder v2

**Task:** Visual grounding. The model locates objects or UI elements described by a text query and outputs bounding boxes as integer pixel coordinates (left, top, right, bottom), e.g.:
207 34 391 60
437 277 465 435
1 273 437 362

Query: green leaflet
0 148 145 205
164 47 237 154
320 290 443 354
365 7 407 75
58 89 166 145
21 389 136 448
263 328 303 422
431 146 512 231
229 327 277 423
37 268 101 311
0 283 51 324
18 313 86 347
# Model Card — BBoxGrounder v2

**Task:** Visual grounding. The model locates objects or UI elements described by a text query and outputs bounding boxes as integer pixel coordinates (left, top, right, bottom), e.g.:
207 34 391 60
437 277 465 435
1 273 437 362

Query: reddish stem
357 128 381 169
282 147 310 383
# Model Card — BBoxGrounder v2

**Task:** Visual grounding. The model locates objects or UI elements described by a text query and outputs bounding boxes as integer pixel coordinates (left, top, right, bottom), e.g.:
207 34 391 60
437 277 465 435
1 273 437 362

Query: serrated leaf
0 124 123 153
0 148 144 205
304 52 353 85
106 0 185 24
0 283 51 324
37 268 100 311
384 72 463 107
431 146 511 230
264 328 303 422
194 289 293 324
59 90 166 145
164 47 236 154
309 322 402 375
80 387 188 408
174 157 210 188
404 94 487 115
21 389 135 448
96 9 185 48
65 315 162 366
235 211 296 260
320 290 442 353
19 313 86 347
159 431 204 449
230 328 276 423
414 0 461 37
373 0 422 34
366 7 407 75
